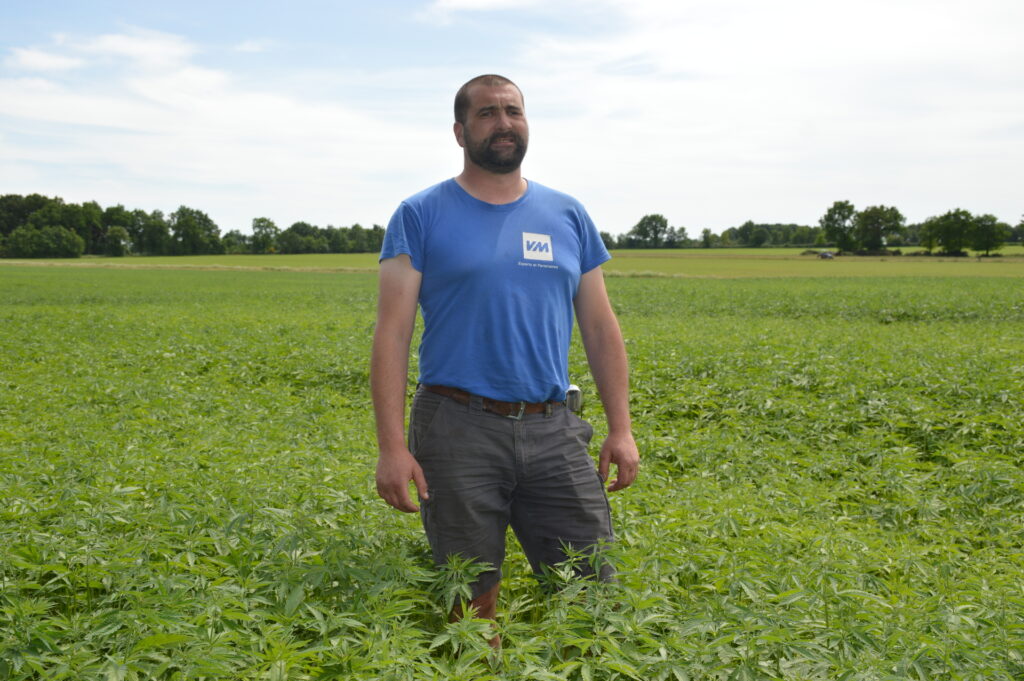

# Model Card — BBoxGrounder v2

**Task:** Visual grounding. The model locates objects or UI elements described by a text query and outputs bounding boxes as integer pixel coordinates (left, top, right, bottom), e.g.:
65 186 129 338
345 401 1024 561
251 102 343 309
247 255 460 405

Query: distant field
616 245 1024 257
0 252 383 271
3 245 1024 278
605 249 1024 278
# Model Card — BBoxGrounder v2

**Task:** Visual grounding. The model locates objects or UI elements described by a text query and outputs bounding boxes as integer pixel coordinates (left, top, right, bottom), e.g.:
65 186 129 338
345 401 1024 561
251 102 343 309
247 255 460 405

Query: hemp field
1 258 1023 680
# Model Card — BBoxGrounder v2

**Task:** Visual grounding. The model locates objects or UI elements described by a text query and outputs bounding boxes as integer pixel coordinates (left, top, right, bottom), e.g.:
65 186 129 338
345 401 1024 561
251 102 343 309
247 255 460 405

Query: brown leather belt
423 385 561 419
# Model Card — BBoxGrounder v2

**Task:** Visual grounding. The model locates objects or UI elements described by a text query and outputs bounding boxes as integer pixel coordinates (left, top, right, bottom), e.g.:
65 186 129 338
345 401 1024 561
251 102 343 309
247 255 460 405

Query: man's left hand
597 432 639 492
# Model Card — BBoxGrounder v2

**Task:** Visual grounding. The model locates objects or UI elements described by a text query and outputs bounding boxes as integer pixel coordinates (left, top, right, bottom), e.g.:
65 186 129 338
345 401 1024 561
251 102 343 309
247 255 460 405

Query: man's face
457 83 528 174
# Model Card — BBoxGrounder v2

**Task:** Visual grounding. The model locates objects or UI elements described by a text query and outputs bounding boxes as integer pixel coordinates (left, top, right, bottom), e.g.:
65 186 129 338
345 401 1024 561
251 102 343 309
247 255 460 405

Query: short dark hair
454 74 523 124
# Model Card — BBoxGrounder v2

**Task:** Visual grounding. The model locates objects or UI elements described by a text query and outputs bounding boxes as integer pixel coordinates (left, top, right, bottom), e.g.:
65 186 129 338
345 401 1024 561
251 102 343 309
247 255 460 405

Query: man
371 74 639 626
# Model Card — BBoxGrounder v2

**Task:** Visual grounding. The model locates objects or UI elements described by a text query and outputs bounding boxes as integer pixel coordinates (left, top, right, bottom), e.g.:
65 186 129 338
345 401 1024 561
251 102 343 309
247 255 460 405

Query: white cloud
428 0 544 9
80 28 196 69
2 3 1021 235
0 28 455 231
417 0 560 24
5 47 84 71
233 40 270 53
500 0 1024 230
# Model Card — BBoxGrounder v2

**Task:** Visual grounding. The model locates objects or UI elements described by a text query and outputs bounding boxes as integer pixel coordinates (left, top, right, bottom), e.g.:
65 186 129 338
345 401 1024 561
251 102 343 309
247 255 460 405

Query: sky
1 0 1022 237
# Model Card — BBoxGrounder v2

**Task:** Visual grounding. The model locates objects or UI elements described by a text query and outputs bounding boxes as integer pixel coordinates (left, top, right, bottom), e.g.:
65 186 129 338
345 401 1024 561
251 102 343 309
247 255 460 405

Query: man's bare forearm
371 255 426 512
370 330 411 454
574 267 639 491
581 318 632 435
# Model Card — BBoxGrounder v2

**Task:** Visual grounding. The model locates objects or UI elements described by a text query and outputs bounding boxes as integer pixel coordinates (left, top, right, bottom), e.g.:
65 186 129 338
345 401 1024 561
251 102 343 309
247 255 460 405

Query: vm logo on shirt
522 232 553 262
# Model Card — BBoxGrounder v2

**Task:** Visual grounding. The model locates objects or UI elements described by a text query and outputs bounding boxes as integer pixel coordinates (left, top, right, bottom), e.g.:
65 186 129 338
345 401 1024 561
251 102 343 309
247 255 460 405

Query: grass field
3 244 1023 280
1 261 1023 679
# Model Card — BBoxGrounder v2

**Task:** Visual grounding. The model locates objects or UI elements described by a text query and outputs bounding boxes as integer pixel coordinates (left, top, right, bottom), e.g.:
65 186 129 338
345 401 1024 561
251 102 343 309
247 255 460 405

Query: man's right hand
375 448 428 513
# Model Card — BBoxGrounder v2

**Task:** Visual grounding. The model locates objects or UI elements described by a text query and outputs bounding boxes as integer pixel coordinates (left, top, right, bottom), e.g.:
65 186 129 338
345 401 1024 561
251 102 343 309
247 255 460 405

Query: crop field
1 260 1023 680
5 245 1023 280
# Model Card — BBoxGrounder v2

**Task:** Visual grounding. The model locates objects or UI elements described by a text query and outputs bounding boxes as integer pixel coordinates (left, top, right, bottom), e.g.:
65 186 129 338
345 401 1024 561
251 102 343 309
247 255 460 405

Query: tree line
0 194 384 258
3 193 1020 259
608 203 1023 255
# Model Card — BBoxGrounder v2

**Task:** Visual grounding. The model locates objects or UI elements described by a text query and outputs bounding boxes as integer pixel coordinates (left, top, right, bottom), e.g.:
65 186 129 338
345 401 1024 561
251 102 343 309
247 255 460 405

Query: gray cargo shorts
408 386 614 599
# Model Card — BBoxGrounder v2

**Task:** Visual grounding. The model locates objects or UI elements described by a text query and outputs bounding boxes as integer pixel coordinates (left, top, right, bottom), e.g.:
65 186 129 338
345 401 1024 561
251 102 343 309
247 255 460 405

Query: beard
464 129 528 174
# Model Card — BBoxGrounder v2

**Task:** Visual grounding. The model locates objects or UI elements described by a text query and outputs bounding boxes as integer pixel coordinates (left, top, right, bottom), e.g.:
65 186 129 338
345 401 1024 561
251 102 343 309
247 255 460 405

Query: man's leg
449 581 499 621
510 406 615 585
408 389 515 640
449 582 501 649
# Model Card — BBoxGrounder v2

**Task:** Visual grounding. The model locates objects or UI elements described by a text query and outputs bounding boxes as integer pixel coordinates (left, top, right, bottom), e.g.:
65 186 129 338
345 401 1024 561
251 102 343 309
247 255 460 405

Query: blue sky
2 0 1022 236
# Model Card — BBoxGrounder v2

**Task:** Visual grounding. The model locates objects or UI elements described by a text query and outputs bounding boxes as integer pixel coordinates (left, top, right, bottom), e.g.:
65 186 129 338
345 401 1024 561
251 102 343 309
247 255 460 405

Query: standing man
371 74 639 624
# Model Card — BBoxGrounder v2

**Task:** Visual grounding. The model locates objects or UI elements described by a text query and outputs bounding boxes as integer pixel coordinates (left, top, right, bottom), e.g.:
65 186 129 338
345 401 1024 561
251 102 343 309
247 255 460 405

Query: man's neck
455 165 527 205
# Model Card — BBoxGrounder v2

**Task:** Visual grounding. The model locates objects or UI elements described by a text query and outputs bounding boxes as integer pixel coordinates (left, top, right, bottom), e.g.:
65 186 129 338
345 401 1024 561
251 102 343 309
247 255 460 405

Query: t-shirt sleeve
577 205 611 274
379 202 424 271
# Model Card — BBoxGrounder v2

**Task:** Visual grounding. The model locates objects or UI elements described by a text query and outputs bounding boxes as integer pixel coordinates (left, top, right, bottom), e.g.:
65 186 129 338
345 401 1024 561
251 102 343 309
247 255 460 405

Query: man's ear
453 121 465 148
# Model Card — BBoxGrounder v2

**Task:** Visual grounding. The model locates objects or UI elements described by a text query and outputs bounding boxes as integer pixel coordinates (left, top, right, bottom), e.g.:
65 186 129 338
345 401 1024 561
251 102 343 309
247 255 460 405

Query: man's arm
574 266 639 491
370 254 427 512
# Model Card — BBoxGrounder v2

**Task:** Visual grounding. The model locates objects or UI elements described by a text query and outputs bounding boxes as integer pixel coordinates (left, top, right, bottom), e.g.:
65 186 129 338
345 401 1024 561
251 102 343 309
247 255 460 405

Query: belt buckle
506 401 526 420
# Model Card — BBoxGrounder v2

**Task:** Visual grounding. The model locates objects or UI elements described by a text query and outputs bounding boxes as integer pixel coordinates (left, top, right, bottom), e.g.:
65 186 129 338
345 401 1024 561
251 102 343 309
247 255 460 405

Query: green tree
970 214 1010 255
903 222 922 247
700 228 714 248
106 204 151 253
624 214 669 248
0 194 53 237
662 226 680 248
105 225 130 256
918 221 938 253
729 220 756 245
324 226 349 253
26 200 105 254
1 224 84 258
48 201 95 253
102 204 133 231
80 201 105 253
102 205 135 256
251 217 279 254
135 210 170 255
170 206 222 255
278 221 328 253
854 205 905 252
367 224 386 253
923 209 973 255
222 230 251 254
1 225 47 257
750 227 770 247
819 200 857 251
24 200 65 232
346 223 368 253
123 209 146 253
664 225 689 248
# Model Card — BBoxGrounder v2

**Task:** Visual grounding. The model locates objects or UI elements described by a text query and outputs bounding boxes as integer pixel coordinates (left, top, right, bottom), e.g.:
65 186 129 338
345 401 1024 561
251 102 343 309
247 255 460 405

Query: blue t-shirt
380 178 610 402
